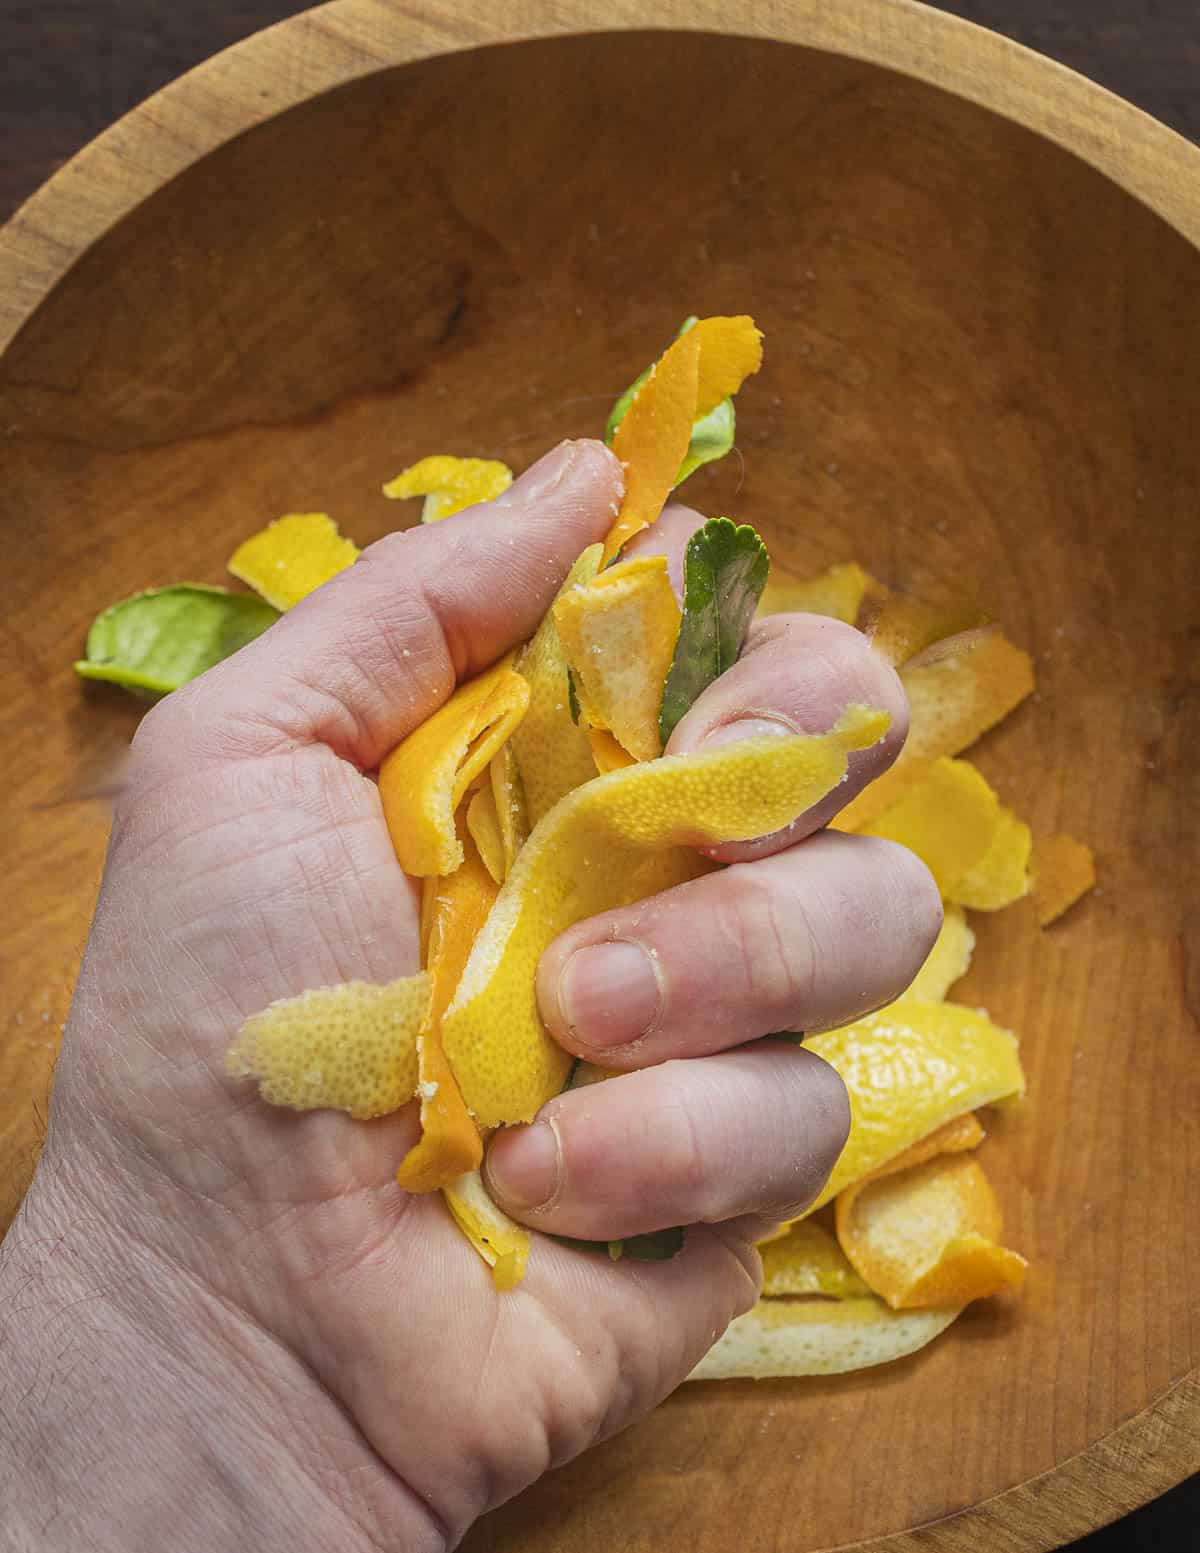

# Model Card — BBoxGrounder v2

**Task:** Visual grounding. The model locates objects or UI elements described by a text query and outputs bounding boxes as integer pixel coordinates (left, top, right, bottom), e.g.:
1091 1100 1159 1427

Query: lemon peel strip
466 786 507 885
228 512 359 610
803 1000 1025 1214
859 756 1002 898
554 554 682 761
383 456 513 523
226 975 428 1119
489 743 528 876
688 1297 961 1380
760 1221 871 1298
443 1170 530 1291
379 654 530 878
511 545 604 826
442 705 890 1126
903 904 976 1001
837 632 1034 831
756 562 881 625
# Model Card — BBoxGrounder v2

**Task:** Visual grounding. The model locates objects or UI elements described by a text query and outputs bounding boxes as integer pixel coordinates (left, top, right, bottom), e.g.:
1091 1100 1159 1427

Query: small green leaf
605 317 736 488
761 1032 806 1046
658 518 770 744
75 584 280 698
567 668 582 725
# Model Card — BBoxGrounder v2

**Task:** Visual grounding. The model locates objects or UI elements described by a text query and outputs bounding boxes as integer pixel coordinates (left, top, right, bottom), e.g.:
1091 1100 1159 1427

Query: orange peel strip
760 1220 871 1298
511 544 604 826
858 756 1001 898
228 512 359 610
554 554 682 761
756 562 880 625
226 974 428 1119
383 455 513 522
379 654 530 877
859 588 990 670
1030 833 1096 926
688 1296 961 1380
904 904 975 1001
803 999 1024 1214
836 1151 1027 1309
603 316 763 562
396 835 494 1193
443 1169 530 1291
442 704 891 1126
836 631 1035 831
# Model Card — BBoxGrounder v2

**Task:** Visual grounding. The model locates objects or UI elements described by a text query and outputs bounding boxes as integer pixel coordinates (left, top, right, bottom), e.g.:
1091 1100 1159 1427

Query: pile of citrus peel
81 315 1095 1379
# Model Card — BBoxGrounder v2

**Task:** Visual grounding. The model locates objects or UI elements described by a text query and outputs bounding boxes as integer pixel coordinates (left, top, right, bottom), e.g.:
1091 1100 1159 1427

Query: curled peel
228 512 359 610
442 705 890 1127
379 655 530 877
803 1000 1025 1214
836 1150 1027 1309
603 316 763 562
554 554 682 761
689 1297 961 1380
383 456 513 522
396 831 494 1192
226 975 428 1119
443 1170 530 1291
511 545 604 827
837 632 1034 831
466 786 507 885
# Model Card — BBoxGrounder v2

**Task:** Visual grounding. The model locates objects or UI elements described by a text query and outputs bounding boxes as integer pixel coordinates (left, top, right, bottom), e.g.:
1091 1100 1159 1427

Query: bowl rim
1 1 1197 1546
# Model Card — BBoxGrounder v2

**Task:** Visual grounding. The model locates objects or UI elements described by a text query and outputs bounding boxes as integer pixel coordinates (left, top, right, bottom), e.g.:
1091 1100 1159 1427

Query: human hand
0 441 938 1551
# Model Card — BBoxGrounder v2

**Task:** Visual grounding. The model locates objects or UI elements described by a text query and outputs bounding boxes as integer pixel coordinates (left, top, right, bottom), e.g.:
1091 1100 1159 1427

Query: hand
0 441 939 1551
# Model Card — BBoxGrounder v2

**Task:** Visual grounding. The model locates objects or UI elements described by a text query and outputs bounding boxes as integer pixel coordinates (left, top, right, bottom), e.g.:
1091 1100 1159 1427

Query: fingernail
486 1121 561 1212
699 715 798 751
557 940 661 1050
496 441 580 505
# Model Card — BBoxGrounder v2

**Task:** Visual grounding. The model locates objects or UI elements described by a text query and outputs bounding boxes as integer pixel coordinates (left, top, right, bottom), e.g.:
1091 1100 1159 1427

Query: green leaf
605 317 736 488
658 518 770 745
75 584 280 698
567 668 582 725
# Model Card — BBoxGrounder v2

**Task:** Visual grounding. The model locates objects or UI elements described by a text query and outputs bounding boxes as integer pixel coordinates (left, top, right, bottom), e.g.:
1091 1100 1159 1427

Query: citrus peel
511 545 604 826
228 512 359 610
226 975 428 1118
760 1220 870 1298
383 456 513 522
443 1170 530 1291
1030 833 1096 925
836 1151 1027 1309
466 786 507 885
379 654 530 877
689 1296 961 1380
554 554 682 760
904 904 975 1001
396 832 494 1192
857 757 1002 898
803 1000 1024 1213
836 632 1034 831
756 561 881 625
441 704 891 1126
603 316 763 562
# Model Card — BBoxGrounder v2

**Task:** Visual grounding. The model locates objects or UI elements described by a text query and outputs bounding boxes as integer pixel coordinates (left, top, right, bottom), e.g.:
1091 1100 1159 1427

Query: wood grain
0 4 1197 1550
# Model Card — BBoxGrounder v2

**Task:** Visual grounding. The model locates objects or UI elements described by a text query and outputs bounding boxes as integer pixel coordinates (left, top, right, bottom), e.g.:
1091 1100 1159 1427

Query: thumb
138 440 622 771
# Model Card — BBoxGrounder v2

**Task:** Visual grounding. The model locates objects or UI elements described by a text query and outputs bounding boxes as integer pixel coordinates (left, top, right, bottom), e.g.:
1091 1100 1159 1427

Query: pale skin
0 441 940 1551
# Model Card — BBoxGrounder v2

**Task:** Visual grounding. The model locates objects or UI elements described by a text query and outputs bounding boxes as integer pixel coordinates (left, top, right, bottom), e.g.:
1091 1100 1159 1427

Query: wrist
0 1161 446 1553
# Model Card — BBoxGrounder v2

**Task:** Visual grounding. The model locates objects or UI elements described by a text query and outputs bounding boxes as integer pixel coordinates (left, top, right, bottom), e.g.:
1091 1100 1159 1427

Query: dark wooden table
0 2 1195 1548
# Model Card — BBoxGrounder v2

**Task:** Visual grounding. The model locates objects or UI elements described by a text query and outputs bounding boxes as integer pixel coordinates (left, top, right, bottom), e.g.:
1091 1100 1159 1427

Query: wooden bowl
2 3 1197 1548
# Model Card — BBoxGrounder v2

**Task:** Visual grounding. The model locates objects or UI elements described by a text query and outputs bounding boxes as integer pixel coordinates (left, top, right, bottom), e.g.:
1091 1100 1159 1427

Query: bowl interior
2 29 1198 1553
